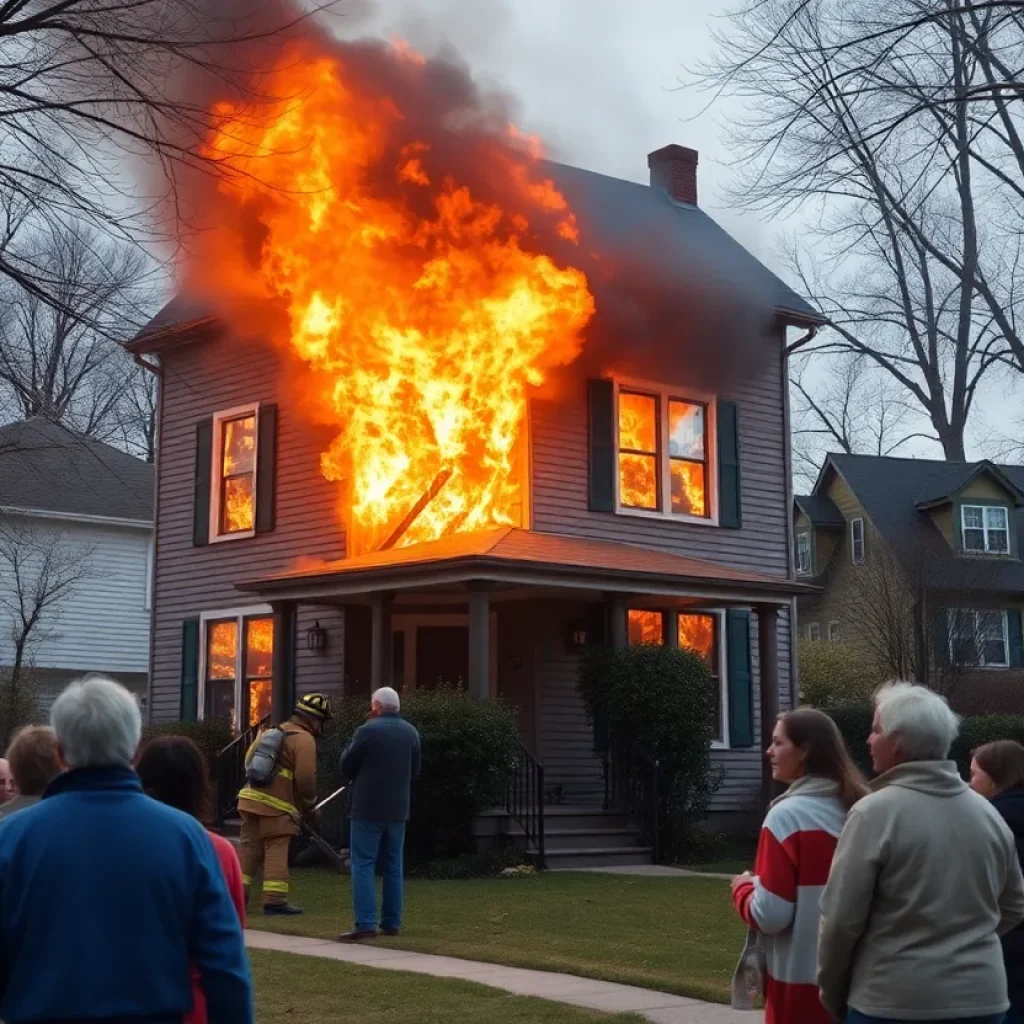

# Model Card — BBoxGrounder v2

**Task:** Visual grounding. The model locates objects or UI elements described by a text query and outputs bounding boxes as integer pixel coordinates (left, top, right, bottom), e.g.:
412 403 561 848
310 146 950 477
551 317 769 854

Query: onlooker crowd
0 725 61 819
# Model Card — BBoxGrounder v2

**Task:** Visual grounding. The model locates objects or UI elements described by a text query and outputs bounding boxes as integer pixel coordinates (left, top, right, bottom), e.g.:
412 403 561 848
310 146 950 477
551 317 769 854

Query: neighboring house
795 453 1024 714
128 143 821 852
0 418 154 715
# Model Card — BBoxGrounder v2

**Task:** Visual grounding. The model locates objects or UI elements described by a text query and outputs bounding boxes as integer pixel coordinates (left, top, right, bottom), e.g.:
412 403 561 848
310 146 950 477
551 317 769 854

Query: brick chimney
648 145 698 205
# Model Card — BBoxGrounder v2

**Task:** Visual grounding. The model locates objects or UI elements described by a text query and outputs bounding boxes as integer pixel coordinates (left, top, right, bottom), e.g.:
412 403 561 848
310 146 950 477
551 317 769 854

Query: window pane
980 611 1005 639
679 613 716 667
964 528 986 552
668 401 704 460
671 460 707 517
619 453 658 509
207 621 238 680
986 507 1008 530
618 392 657 454
990 529 1009 553
245 617 274 678
963 506 984 529
222 415 256 476
207 680 236 728
628 609 664 645
248 679 273 726
221 475 255 534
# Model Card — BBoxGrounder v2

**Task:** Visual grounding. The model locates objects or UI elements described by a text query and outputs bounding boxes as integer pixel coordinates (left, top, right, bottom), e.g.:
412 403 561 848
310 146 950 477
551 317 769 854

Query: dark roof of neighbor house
820 453 1024 593
794 494 845 528
130 156 821 346
914 460 1024 508
0 417 154 522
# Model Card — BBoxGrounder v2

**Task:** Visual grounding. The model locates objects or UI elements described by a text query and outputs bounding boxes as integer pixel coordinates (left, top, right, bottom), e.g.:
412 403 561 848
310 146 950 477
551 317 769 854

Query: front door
415 626 469 690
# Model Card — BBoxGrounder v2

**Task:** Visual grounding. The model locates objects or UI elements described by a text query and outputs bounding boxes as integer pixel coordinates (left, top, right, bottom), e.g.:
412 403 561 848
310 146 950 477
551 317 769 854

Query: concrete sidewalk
246 929 756 1023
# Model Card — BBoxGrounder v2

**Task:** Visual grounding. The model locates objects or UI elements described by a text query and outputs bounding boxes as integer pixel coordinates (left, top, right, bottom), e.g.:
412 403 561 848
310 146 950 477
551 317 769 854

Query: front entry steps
475 805 654 869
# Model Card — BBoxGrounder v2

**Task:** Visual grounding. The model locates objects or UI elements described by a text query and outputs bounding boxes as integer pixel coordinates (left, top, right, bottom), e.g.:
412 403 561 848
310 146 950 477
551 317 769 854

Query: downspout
785 323 819 356
134 352 162 725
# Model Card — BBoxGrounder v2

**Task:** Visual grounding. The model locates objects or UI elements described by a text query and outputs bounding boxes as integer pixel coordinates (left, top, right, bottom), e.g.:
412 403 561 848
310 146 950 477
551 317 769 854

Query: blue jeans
350 819 406 932
847 1013 1005 1024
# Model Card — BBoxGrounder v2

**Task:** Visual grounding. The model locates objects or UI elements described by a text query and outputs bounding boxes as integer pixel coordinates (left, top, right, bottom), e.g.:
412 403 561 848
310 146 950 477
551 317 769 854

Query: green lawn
251 868 743 1004
251 949 645 1023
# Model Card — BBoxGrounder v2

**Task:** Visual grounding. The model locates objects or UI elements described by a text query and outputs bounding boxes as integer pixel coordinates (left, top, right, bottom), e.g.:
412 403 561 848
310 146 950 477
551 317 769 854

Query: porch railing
212 714 270 828
505 742 546 869
603 734 660 863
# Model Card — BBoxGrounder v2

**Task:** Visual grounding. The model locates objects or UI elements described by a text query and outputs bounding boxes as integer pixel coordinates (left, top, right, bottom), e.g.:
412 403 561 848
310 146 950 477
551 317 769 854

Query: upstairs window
796 532 812 575
851 518 865 565
213 408 257 538
616 385 712 521
962 505 1009 554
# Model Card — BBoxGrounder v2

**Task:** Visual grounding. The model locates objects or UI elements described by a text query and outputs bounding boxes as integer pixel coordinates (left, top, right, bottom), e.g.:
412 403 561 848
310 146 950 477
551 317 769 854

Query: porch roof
235 527 816 605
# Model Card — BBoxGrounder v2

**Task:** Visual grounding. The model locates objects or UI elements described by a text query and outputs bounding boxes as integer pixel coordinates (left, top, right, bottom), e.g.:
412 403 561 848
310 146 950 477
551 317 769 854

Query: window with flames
205 614 274 729
215 412 257 536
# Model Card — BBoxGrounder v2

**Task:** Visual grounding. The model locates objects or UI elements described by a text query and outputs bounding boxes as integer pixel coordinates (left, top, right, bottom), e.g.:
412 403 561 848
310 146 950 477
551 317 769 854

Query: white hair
875 681 961 761
372 686 401 712
50 675 141 769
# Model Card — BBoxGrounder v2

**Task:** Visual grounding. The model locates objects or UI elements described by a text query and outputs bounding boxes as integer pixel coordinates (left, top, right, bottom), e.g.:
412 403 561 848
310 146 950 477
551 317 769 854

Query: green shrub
822 703 874 775
577 644 722 861
797 639 879 708
316 687 520 860
140 719 234 762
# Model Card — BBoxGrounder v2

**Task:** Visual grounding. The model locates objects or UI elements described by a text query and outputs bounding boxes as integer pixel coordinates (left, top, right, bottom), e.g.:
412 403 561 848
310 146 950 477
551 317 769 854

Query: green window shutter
193 418 213 547
255 403 278 535
588 378 616 512
1009 610 1023 668
717 401 742 529
180 617 200 722
726 609 754 747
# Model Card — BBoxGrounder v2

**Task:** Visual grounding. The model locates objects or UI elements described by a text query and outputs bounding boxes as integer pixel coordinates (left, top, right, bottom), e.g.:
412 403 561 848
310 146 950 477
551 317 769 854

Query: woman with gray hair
818 682 1024 1024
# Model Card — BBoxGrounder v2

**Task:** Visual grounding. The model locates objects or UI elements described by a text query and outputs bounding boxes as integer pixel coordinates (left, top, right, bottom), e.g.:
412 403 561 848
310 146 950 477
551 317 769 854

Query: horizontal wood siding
151 333 345 722
0 518 151 675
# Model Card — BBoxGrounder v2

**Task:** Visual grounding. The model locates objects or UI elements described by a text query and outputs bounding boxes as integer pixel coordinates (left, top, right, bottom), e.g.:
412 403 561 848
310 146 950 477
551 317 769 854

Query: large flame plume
195 38 594 555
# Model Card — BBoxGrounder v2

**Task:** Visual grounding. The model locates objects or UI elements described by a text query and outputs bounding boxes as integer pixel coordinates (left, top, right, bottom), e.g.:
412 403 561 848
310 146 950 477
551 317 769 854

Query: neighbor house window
202 609 274 729
807 622 821 641
948 609 1009 668
679 612 725 744
796 532 812 575
851 518 865 565
212 406 258 539
828 621 841 643
628 609 665 645
962 505 1009 554
616 385 711 520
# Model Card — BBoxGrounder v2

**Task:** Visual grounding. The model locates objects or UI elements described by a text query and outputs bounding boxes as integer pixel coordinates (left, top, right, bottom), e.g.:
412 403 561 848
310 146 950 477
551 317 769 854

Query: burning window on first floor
203 609 274 729
212 406 258 539
678 611 724 743
628 609 664 645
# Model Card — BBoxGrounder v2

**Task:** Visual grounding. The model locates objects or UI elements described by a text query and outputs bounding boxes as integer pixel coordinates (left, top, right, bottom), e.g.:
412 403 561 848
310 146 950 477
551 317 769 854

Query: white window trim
961 504 1010 554
807 622 821 641
851 518 865 565
197 604 273 725
796 532 812 575
209 402 260 544
828 621 841 643
701 609 729 750
612 377 719 527
948 608 1010 669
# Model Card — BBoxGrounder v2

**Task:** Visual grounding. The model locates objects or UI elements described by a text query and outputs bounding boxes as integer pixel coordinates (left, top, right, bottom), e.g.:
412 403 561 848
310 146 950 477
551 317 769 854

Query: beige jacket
818 760 1024 1021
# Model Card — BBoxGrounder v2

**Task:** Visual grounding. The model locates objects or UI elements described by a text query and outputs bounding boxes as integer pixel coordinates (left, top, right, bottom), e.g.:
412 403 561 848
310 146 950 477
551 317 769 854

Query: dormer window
962 505 1009 554
796 532 812 575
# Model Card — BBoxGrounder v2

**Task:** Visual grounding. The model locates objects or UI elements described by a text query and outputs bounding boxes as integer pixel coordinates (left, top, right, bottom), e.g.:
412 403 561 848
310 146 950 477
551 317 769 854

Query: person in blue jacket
0 674 253 1024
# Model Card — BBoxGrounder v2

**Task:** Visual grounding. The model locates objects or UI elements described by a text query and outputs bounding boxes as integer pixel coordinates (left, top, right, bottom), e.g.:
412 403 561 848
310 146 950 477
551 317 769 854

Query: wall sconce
306 620 327 652
569 626 588 650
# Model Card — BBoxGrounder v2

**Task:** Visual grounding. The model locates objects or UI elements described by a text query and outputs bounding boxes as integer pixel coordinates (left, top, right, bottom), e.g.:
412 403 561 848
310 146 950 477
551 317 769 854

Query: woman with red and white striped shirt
731 708 868 1024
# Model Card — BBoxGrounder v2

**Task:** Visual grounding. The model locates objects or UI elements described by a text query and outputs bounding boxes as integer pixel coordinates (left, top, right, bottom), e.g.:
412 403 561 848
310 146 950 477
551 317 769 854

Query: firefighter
237 692 332 915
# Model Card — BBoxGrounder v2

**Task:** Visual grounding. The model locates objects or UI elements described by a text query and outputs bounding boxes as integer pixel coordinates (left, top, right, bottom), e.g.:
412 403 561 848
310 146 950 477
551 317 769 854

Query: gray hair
50 675 141 769
372 686 401 712
875 681 960 761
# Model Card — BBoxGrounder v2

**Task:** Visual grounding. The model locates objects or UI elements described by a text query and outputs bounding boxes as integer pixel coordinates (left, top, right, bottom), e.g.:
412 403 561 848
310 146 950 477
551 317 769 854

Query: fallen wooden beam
379 466 454 551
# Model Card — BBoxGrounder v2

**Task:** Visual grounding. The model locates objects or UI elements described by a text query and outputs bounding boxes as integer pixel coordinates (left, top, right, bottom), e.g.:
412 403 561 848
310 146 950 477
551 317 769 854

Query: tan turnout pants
239 811 297 907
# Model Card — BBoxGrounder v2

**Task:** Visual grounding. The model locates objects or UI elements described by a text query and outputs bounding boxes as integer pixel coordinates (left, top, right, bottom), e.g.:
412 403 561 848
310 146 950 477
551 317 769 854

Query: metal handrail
603 733 660 863
212 714 270 827
505 742 546 869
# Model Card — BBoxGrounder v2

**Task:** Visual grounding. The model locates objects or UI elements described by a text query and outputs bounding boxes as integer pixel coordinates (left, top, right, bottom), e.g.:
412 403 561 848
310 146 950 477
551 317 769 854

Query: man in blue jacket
0 674 253 1024
337 686 421 941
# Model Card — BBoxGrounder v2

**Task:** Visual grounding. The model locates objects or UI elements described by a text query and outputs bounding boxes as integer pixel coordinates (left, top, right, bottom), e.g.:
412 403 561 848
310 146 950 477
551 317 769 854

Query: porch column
757 604 780 812
468 584 490 700
271 601 297 726
666 610 679 649
607 593 628 648
370 592 394 691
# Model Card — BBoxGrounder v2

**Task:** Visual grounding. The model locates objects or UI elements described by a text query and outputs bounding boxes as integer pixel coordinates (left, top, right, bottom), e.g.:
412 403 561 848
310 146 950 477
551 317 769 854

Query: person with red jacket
731 708 867 1024
136 735 246 1024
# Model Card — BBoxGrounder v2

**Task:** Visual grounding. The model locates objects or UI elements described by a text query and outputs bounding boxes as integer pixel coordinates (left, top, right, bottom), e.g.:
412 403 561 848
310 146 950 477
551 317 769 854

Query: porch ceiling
235 527 819 605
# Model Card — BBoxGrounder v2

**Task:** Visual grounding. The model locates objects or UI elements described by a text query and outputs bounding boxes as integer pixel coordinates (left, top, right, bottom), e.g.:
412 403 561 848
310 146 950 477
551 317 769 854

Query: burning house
129 37 822 863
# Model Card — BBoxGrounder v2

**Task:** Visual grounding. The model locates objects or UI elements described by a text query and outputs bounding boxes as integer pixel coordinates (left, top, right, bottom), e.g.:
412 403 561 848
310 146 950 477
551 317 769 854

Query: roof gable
794 494 845 528
914 460 1024 509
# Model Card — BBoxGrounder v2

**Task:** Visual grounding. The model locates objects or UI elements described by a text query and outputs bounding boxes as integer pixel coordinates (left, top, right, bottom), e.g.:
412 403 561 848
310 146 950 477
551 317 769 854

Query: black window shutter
933 607 952 668
193 418 213 546
180 617 200 722
717 401 742 529
256 403 278 534
1009 610 1023 668
588 378 616 512
726 609 754 747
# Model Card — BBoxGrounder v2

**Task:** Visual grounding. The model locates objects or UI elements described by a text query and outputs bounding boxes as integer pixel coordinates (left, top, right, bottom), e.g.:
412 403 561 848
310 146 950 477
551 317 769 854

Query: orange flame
678 613 715 662
200 43 595 554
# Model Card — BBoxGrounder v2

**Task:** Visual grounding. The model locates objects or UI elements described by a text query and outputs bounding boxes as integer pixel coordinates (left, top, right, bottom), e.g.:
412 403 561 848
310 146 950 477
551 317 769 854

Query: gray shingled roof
794 494 845 527
822 453 1024 593
0 418 154 522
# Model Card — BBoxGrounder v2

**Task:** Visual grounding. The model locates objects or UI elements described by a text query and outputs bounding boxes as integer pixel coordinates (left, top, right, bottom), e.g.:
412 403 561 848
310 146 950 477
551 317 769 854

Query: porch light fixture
306 620 327 653
570 627 588 649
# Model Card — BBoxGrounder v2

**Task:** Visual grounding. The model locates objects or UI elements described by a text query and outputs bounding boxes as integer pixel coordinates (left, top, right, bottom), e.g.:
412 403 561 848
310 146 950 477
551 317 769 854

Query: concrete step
544 810 630 832
543 846 654 869
542 828 642 851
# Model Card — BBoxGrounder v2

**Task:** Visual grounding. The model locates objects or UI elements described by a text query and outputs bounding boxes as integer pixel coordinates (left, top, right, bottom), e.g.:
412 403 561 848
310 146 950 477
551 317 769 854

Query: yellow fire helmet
296 692 333 722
